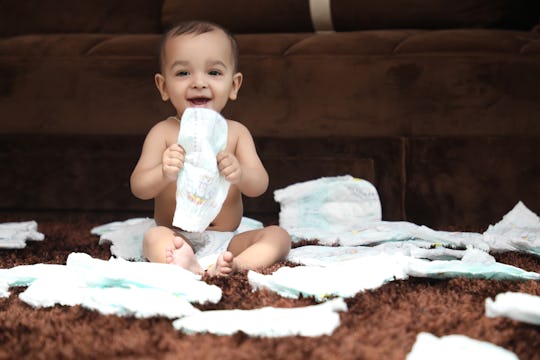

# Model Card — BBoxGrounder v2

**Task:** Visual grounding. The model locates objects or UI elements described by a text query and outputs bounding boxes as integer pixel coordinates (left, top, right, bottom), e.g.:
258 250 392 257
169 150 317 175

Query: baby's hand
217 151 241 184
162 144 185 181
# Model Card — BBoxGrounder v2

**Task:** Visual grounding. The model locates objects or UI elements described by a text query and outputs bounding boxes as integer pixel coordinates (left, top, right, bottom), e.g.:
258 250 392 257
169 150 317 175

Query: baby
130 21 291 276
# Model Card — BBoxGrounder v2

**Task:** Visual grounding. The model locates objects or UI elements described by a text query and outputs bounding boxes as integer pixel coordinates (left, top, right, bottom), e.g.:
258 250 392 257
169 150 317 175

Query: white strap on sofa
309 0 334 32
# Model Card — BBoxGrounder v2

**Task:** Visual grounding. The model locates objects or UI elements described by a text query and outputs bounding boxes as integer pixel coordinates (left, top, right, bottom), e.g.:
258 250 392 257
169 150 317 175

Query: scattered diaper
483 201 540 255
92 218 155 261
65 253 221 304
274 175 381 237
406 332 518 360
286 242 470 267
173 297 348 337
0 263 67 298
1 252 221 318
173 107 230 232
0 221 45 248
0 281 8 298
485 292 540 325
275 176 540 258
406 253 540 281
255 248 539 300
20 276 200 319
249 254 410 301
92 217 262 267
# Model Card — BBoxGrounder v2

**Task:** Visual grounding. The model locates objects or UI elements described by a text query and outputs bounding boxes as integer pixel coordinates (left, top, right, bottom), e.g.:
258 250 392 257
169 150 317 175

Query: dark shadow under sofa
1 0 540 229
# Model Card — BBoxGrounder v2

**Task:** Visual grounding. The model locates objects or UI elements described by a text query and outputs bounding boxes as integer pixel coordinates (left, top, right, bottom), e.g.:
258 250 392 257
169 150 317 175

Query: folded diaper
485 292 540 325
173 297 347 337
173 108 230 232
274 175 381 237
0 221 45 248
406 332 518 360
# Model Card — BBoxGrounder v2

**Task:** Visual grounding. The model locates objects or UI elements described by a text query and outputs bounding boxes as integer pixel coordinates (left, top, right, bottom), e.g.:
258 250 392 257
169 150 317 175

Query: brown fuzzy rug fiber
1 215 539 360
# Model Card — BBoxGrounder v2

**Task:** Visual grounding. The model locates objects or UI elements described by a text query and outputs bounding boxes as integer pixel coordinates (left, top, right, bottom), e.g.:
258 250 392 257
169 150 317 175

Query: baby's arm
217 121 268 197
130 121 184 200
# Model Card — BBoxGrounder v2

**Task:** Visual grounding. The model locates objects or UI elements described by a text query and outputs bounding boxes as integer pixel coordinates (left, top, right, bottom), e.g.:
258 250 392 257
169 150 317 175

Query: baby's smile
188 97 211 107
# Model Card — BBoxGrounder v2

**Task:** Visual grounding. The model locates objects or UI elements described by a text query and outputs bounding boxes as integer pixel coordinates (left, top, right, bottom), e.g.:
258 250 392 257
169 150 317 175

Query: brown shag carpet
1 215 539 360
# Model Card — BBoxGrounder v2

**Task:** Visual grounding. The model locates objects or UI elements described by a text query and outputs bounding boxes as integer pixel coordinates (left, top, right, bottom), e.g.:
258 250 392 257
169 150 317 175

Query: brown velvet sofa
1 0 540 230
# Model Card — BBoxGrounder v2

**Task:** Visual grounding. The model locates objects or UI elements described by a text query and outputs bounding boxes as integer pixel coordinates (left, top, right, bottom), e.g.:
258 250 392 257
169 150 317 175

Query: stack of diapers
173 107 230 232
0 221 44 249
274 175 381 243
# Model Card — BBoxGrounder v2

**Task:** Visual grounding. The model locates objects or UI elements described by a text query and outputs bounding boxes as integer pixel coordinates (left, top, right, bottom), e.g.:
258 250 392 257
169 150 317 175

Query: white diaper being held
173 108 230 232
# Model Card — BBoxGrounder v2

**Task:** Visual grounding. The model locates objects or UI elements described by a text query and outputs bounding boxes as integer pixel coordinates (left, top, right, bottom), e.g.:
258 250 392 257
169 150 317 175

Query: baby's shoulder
225 119 250 137
148 116 179 135
144 116 179 145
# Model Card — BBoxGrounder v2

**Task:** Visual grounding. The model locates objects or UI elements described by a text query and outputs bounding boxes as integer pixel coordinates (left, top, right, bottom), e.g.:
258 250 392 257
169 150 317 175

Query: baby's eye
175 70 189 77
208 70 222 76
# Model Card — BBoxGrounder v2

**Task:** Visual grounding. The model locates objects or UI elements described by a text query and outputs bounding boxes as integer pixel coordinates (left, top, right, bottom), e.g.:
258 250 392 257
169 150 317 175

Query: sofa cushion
1 30 539 137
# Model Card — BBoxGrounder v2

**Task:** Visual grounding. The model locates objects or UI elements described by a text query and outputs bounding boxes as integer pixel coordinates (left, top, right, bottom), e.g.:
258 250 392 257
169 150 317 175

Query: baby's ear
229 72 243 100
154 73 170 101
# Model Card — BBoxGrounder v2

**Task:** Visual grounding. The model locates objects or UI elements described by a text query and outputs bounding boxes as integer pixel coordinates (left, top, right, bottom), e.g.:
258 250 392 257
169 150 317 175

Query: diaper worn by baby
173 108 230 232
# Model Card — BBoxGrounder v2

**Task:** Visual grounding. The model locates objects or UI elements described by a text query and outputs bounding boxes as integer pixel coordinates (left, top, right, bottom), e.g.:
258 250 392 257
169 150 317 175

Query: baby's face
157 30 242 115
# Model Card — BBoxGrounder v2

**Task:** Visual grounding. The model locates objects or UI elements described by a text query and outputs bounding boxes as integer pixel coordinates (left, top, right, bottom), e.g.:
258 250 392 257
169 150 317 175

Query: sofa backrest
0 0 163 37
1 0 538 38
161 0 540 33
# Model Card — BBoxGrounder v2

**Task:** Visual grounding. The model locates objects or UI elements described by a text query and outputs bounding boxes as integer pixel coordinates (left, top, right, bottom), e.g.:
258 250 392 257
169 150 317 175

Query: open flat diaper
173 108 230 232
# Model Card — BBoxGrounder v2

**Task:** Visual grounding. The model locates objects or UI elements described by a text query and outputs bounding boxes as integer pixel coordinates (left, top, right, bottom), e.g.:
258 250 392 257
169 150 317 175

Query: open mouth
188 97 211 106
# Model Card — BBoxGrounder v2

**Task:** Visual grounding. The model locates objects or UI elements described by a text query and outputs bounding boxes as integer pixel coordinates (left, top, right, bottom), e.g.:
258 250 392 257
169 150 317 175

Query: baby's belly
154 186 243 231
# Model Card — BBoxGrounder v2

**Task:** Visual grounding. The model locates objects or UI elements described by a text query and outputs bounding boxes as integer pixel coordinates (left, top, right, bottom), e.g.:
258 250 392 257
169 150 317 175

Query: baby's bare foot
206 251 235 277
166 236 203 275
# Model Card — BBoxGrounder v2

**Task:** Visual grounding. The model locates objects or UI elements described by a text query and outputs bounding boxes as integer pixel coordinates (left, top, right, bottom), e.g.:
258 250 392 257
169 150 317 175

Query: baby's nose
191 74 208 89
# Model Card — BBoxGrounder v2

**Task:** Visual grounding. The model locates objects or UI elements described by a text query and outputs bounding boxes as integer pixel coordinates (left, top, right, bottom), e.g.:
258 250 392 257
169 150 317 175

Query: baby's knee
266 225 292 251
143 226 171 247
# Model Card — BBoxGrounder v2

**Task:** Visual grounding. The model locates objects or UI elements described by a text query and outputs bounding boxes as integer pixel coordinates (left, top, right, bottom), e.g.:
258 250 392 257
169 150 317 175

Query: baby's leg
143 226 203 274
208 225 291 276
